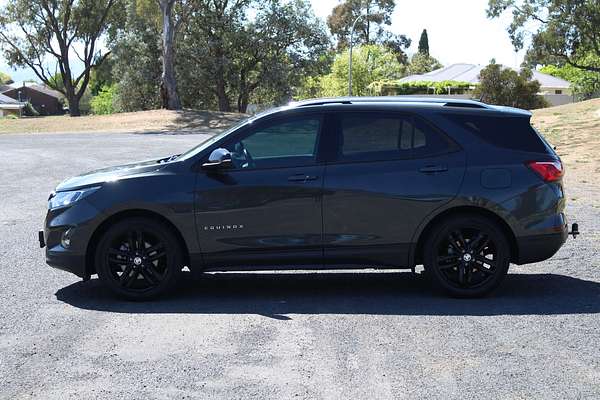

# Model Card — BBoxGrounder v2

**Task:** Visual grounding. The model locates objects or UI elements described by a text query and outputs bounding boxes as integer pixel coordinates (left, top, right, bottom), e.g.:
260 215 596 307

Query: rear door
322 111 466 267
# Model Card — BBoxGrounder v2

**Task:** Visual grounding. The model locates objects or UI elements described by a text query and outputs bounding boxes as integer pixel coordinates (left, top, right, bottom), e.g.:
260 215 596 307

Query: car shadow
55 272 600 318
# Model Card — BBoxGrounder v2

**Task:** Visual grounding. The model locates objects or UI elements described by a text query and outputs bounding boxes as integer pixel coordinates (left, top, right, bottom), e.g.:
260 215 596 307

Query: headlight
48 186 100 210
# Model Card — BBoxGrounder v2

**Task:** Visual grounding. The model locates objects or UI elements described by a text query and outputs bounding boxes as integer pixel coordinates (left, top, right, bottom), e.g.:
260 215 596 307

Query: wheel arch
85 209 191 276
412 206 518 266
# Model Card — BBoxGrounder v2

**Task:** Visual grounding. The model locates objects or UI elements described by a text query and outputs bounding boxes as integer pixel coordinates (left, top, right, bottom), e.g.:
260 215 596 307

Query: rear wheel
423 214 510 297
95 218 183 300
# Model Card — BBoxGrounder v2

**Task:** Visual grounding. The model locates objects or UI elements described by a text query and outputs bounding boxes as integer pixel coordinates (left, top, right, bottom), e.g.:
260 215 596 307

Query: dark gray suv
40 97 575 299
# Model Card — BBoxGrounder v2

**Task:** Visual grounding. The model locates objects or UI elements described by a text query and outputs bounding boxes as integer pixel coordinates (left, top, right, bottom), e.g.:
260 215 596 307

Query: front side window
224 117 321 169
336 113 453 162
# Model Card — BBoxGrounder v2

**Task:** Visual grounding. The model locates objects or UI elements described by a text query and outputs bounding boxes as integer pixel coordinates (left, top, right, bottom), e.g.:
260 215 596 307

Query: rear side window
444 114 549 153
337 113 455 162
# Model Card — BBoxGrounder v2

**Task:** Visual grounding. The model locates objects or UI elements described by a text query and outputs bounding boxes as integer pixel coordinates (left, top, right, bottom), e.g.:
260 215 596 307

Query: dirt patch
532 98 600 207
0 109 246 135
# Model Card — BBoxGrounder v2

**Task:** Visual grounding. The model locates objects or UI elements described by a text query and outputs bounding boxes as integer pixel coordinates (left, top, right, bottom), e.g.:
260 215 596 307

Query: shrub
295 45 406 99
474 62 547 109
22 102 39 117
368 80 472 96
90 84 119 115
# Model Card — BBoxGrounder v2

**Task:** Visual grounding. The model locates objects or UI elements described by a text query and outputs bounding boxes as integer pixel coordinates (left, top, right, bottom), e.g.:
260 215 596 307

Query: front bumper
40 199 101 279
45 248 87 278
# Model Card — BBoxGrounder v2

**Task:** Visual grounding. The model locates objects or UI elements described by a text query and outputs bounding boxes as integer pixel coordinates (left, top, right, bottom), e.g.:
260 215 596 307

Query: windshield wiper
157 154 181 164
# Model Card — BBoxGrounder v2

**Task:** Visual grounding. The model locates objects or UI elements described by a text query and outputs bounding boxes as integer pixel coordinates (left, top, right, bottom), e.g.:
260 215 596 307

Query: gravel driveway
0 132 599 399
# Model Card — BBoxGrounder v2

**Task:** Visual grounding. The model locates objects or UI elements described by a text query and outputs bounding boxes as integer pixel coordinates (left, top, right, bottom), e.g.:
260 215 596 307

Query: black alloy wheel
424 215 510 297
96 218 182 300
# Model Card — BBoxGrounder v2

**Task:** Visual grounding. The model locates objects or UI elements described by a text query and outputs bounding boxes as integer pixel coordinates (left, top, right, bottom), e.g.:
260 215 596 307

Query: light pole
348 14 365 97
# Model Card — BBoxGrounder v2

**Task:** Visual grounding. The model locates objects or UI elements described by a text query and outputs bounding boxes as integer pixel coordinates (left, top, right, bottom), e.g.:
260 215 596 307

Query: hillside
531 99 600 194
0 109 245 135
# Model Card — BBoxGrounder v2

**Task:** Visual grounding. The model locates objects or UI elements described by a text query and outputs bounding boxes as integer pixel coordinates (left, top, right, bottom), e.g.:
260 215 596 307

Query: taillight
526 160 564 182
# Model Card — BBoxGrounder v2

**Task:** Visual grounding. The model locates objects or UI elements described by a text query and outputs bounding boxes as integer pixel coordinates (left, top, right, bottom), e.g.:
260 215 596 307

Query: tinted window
224 117 320 169
444 114 549 153
337 114 453 161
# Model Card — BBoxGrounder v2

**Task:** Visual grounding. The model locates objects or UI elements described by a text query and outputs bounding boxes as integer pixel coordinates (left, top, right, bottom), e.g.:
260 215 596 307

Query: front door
322 111 466 267
195 113 325 268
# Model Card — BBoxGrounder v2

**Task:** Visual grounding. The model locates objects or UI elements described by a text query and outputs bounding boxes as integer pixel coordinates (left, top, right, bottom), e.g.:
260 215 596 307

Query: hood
55 156 176 192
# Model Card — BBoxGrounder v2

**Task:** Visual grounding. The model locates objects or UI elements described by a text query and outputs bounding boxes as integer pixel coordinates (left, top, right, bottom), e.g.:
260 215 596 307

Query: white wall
543 94 575 107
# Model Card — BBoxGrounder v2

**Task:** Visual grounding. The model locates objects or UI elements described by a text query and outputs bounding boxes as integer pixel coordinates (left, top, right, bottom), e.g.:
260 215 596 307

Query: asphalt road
0 132 599 399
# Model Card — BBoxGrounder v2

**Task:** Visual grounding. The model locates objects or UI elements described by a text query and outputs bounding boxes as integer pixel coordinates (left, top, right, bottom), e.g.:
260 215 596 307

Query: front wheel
423 214 510 298
95 217 183 300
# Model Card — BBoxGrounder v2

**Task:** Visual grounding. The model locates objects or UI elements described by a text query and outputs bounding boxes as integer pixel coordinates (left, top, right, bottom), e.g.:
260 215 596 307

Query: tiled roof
3 83 63 99
400 63 571 89
0 93 23 105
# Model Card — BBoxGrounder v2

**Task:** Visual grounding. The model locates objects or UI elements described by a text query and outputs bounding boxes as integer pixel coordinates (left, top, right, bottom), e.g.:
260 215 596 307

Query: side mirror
202 148 233 170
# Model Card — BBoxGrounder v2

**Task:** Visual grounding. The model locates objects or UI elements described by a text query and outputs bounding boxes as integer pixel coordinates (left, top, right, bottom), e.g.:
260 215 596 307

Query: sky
0 0 525 84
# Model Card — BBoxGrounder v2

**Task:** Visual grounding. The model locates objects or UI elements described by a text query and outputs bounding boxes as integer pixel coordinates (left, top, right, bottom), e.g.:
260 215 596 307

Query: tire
423 214 510 298
95 217 183 300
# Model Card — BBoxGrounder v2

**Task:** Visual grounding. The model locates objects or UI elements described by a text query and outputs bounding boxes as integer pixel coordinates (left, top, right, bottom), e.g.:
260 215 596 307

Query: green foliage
89 56 116 96
487 0 600 74
22 102 39 117
368 80 472 96
418 29 429 56
90 84 120 114
0 71 12 84
327 0 411 63
296 44 406 99
473 62 547 109
540 54 600 99
176 0 331 112
0 0 123 116
110 0 162 112
2 113 18 119
408 52 442 75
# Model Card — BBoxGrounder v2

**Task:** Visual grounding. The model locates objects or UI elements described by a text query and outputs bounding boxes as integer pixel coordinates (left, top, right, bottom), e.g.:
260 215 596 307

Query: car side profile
40 97 575 300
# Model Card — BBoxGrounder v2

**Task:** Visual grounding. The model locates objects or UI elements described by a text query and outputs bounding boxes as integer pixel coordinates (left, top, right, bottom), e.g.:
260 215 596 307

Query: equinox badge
203 224 245 231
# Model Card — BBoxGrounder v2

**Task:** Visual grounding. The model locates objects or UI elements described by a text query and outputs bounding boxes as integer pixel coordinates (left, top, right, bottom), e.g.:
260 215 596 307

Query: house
0 93 25 117
1 83 64 115
398 63 573 106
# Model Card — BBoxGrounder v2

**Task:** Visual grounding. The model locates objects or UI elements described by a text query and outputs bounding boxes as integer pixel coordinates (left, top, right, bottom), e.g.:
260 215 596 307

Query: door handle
288 174 318 182
419 165 448 174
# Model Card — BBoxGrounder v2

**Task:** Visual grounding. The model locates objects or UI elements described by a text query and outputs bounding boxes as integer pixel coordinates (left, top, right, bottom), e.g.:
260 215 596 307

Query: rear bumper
516 229 568 265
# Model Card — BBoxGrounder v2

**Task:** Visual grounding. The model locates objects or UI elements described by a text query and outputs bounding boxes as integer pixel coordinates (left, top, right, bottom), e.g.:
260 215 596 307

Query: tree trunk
160 0 181 110
237 92 249 113
65 84 81 117
68 97 81 117
215 56 231 112
237 70 249 113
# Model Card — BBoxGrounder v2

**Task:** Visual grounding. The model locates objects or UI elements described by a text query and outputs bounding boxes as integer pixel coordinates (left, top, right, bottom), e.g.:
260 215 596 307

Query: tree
0 71 12 84
540 53 600 99
408 52 442 74
487 0 600 73
108 0 163 111
179 0 330 113
327 0 411 63
418 29 429 56
298 44 406 98
157 0 184 110
0 0 121 116
474 62 546 109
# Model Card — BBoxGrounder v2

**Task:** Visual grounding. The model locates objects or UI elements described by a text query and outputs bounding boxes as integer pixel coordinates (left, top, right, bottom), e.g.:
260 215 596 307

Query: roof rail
443 101 487 109
290 96 494 109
